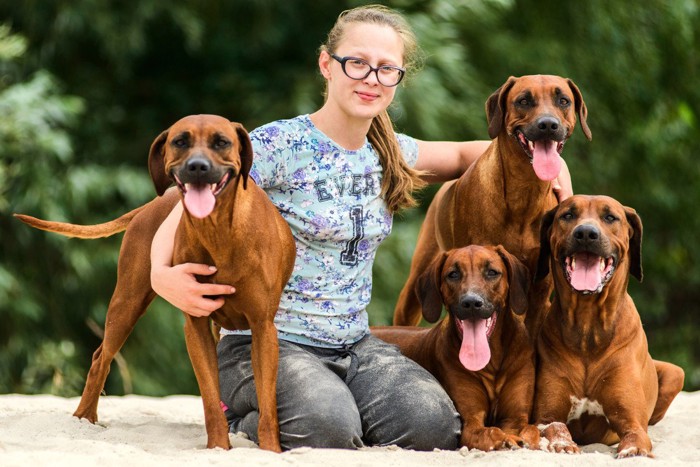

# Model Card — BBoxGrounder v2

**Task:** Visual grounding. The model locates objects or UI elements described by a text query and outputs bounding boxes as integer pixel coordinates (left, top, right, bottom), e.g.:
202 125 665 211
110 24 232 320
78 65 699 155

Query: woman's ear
319 50 332 80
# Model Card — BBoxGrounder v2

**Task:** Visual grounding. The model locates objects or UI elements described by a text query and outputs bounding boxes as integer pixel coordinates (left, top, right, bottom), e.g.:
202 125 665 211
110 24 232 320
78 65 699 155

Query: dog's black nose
456 293 492 320
186 157 212 175
536 116 560 134
573 224 600 244
460 295 484 310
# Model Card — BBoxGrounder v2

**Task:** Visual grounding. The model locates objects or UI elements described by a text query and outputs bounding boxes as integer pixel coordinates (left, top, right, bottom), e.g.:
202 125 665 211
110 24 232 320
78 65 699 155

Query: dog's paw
616 432 653 458
538 422 580 454
464 427 525 452
518 424 541 450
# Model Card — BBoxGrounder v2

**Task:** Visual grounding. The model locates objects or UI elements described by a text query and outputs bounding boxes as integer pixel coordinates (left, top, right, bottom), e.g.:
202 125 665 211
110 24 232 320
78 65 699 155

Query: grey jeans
217 333 460 451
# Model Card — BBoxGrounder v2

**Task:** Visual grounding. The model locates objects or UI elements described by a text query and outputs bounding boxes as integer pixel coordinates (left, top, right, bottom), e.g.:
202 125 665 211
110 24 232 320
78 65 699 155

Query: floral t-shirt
221 114 419 348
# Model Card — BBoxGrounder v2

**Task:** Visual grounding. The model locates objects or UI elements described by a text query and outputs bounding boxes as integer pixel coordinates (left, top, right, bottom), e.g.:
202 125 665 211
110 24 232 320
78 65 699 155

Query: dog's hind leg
649 359 685 425
73 192 178 423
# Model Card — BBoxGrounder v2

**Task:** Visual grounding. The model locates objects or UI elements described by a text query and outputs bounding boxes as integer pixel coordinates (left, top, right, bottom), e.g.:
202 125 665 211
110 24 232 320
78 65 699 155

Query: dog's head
486 75 592 182
535 195 643 295
148 114 254 219
416 245 529 372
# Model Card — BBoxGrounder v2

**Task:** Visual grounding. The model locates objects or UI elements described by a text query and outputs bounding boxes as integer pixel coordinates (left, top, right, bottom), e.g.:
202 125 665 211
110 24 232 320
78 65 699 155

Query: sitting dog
533 194 685 458
373 245 540 451
393 75 592 341
15 115 295 452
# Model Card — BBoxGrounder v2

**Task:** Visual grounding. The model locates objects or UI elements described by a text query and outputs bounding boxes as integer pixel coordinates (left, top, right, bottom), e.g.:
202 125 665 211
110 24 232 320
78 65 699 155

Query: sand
0 391 697 466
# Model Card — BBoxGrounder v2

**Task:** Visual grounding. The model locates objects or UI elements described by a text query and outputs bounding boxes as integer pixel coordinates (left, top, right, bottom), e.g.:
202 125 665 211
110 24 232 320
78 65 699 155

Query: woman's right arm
150 202 235 317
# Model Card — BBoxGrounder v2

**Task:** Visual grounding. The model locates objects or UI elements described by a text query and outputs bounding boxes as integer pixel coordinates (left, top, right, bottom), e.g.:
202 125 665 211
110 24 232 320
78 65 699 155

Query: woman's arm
414 140 490 183
150 202 235 317
414 139 574 201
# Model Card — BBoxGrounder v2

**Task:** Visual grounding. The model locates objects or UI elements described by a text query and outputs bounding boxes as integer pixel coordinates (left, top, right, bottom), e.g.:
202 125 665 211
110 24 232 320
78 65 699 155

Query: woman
151 5 571 450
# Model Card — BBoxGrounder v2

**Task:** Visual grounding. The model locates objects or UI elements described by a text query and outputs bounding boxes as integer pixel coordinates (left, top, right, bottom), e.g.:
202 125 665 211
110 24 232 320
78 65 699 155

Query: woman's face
320 22 405 122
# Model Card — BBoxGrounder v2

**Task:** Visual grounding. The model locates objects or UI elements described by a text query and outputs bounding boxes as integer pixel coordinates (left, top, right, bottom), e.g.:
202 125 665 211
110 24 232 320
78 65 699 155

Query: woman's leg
217 335 364 450
349 335 461 451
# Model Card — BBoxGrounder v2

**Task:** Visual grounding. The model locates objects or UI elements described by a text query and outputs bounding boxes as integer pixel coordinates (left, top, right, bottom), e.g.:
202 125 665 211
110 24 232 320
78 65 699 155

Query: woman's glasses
331 54 405 87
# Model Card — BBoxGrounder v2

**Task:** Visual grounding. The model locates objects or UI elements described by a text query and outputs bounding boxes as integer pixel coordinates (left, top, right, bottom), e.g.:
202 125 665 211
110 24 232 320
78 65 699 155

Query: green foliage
1 0 698 396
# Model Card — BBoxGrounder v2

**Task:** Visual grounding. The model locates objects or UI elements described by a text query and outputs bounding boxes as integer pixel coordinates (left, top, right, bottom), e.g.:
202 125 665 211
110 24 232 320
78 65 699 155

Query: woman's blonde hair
320 4 427 213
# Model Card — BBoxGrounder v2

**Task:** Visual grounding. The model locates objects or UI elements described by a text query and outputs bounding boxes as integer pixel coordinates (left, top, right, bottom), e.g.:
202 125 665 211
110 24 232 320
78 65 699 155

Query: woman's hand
552 159 574 202
151 262 235 317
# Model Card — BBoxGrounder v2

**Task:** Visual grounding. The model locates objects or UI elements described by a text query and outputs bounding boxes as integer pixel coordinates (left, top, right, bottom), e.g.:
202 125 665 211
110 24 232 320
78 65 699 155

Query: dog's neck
551 265 634 352
180 176 246 252
495 134 555 215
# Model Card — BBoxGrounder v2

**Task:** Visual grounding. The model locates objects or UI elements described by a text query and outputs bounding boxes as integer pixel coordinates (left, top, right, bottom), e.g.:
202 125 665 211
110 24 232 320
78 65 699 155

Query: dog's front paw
518 424 541 450
464 427 526 452
616 432 653 458
538 422 580 454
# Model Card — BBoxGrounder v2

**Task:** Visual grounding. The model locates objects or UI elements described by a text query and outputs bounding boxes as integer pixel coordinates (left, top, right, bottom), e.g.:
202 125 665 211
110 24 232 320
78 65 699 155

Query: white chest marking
567 396 607 423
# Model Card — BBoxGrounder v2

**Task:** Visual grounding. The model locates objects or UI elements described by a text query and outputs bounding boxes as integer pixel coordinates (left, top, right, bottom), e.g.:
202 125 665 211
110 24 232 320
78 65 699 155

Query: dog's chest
566 395 607 423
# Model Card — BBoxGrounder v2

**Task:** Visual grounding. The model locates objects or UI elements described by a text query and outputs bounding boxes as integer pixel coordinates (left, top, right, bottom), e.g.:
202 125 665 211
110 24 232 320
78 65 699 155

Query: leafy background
1 0 698 397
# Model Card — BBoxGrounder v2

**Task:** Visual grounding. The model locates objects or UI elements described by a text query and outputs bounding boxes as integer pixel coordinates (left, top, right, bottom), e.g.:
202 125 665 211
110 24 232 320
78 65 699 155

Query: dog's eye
518 98 529 106
447 270 461 280
214 139 231 149
486 269 501 278
561 212 574 221
559 97 571 106
172 138 187 148
604 214 618 223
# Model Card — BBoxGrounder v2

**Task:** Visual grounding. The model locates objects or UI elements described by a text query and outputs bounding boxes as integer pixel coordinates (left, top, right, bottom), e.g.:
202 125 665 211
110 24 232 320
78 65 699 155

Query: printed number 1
340 206 364 266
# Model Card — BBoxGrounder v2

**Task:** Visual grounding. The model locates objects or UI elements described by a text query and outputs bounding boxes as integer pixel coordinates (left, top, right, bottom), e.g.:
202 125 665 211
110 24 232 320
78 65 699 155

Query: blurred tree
0 23 196 395
1 0 698 395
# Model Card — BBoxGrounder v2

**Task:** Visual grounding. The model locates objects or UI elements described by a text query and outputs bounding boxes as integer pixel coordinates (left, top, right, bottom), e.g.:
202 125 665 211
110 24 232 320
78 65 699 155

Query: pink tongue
570 253 602 291
459 319 491 371
183 185 216 219
532 140 562 181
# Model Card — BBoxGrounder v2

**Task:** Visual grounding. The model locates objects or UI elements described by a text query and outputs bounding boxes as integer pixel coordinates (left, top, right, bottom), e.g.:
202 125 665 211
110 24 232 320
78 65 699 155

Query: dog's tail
14 205 147 238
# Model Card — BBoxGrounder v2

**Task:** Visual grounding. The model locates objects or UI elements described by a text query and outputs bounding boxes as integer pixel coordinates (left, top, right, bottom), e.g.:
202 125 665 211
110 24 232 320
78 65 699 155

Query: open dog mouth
455 312 497 372
173 169 232 219
515 130 566 181
563 252 615 294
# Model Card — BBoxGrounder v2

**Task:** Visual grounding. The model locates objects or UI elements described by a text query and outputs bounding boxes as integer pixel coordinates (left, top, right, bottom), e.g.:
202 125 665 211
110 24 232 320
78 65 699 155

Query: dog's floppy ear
486 76 517 139
415 251 449 323
624 206 643 282
149 129 171 196
567 79 592 141
535 205 558 282
496 245 530 315
231 122 254 190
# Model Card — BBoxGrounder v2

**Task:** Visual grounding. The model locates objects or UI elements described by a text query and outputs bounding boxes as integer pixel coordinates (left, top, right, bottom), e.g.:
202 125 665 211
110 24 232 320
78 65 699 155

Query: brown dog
393 75 591 338
533 195 684 458
15 115 295 452
373 245 540 451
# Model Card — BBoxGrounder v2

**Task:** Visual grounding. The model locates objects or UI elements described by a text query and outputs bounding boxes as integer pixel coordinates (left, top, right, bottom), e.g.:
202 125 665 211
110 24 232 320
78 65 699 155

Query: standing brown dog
373 245 539 451
393 75 591 338
533 195 684 458
15 115 295 452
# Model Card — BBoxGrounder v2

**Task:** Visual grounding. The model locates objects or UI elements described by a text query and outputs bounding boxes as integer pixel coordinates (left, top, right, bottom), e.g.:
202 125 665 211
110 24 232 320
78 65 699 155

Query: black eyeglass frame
330 54 406 87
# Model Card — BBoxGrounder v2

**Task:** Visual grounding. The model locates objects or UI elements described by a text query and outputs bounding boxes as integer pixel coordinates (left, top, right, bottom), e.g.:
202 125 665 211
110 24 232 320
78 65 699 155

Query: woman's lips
356 91 379 102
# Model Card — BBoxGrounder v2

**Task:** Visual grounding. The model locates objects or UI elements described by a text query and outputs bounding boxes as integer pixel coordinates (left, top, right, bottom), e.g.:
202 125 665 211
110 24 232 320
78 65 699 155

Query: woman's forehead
336 23 405 64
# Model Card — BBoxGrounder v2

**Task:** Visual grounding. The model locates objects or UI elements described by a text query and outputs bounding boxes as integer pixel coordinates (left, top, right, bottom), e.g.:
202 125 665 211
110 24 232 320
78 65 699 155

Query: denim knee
281 395 364 449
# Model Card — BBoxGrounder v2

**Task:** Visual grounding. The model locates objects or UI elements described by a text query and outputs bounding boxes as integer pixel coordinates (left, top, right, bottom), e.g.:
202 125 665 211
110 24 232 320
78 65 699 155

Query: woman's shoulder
250 115 310 141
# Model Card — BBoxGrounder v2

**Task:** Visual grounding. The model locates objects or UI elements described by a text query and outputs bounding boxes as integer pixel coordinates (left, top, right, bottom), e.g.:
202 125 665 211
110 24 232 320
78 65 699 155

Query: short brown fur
374 245 539 451
533 195 684 458
15 115 295 452
393 75 591 339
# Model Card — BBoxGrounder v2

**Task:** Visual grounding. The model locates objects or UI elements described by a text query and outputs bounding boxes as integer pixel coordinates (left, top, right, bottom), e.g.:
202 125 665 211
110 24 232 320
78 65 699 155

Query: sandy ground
0 391 697 466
